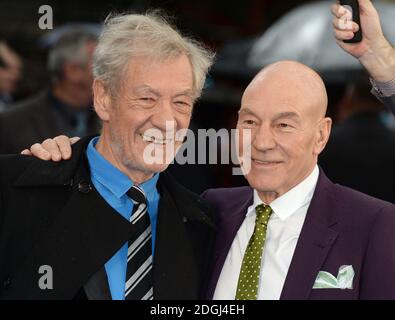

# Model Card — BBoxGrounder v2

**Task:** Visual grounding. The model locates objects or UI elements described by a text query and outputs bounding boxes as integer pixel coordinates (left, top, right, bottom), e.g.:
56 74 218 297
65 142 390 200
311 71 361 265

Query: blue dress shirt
86 137 160 300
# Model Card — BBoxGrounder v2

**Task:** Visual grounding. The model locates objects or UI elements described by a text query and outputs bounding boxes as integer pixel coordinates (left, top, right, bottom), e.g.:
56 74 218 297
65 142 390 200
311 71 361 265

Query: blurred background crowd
1 0 395 202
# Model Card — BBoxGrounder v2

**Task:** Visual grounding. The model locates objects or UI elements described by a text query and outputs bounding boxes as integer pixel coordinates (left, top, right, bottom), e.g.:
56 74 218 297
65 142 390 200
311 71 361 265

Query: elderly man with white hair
0 12 215 300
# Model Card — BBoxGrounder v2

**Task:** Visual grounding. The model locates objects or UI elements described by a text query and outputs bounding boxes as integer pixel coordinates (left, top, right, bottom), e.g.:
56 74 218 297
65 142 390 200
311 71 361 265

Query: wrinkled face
0 49 22 95
96 54 195 177
237 79 330 199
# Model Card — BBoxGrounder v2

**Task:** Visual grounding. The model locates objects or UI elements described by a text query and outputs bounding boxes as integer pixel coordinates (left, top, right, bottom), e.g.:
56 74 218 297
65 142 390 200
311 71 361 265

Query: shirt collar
86 137 159 201
249 165 319 221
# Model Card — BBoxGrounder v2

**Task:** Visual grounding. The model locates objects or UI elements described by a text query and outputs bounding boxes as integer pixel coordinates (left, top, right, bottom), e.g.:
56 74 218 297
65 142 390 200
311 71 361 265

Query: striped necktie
125 185 153 300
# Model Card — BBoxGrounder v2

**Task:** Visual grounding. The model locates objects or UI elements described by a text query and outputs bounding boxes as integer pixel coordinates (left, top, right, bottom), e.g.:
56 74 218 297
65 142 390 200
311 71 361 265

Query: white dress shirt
213 165 319 300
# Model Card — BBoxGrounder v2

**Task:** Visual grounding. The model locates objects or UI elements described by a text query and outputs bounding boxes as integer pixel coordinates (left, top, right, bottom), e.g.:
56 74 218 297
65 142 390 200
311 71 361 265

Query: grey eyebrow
173 90 194 98
133 86 194 99
133 85 161 97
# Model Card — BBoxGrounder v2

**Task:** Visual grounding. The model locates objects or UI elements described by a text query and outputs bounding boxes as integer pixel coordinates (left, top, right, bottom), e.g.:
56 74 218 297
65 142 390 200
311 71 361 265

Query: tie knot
255 204 273 225
127 185 147 205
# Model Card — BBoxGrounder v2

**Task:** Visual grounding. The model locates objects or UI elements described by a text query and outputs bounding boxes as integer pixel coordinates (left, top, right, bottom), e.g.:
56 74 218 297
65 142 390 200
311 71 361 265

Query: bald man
24 61 395 300
203 61 395 300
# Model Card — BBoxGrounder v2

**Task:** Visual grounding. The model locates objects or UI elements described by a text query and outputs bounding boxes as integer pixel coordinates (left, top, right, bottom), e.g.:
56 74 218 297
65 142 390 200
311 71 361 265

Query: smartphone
339 0 363 43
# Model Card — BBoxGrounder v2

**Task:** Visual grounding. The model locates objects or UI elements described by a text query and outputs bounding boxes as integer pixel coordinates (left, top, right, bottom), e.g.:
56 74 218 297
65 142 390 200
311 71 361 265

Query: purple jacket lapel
205 169 340 300
205 187 253 299
280 169 339 299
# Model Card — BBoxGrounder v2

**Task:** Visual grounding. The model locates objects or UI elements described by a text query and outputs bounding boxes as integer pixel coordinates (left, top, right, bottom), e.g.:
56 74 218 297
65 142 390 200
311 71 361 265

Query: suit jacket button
182 217 188 223
78 181 92 194
3 277 11 290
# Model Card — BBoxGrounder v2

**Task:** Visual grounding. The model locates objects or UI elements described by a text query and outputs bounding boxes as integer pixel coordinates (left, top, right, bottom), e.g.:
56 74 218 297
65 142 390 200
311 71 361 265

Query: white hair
93 11 215 99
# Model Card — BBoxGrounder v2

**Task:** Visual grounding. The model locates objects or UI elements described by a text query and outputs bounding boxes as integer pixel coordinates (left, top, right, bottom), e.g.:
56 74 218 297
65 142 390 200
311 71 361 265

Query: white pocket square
313 265 354 290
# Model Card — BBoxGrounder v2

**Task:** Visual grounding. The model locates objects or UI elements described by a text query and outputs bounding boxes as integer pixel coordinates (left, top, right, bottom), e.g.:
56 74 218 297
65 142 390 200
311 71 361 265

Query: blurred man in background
0 28 100 154
0 41 22 112
332 0 395 111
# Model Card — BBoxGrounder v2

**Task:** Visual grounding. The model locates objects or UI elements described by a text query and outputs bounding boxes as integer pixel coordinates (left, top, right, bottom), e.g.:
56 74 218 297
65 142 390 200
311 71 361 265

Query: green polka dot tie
235 204 273 300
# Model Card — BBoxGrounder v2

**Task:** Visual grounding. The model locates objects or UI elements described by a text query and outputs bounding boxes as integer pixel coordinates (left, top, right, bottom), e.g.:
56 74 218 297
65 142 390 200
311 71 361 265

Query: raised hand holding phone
332 0 395 83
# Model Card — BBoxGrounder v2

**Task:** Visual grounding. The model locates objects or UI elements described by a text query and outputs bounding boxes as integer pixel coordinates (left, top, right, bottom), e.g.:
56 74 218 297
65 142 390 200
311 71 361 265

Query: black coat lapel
3 138 134 300
153 173 216 300
6 174 132 300
83 267 112 300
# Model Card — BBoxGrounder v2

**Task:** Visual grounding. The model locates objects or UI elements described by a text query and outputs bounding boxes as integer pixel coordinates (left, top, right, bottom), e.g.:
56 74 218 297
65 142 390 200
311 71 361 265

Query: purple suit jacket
202 169 395 300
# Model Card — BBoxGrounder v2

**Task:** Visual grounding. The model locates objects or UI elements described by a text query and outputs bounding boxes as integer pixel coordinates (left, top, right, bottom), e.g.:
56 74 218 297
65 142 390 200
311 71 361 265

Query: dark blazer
0 91 100 154
202 169 395 300
0 137 217 300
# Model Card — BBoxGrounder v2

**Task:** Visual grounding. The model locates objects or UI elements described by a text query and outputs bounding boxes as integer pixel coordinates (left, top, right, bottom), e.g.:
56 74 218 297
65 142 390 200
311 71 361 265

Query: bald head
237 61 332 203
243 61 328 120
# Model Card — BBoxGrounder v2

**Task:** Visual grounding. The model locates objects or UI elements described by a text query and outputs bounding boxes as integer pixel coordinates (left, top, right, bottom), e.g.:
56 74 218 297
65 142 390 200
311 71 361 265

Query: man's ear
93 79 111 121
313 117 332 155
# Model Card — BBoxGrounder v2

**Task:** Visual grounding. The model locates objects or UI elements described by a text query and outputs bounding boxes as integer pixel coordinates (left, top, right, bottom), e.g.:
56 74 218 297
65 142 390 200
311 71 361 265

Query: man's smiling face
237 61 331 203
95 53 194 182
